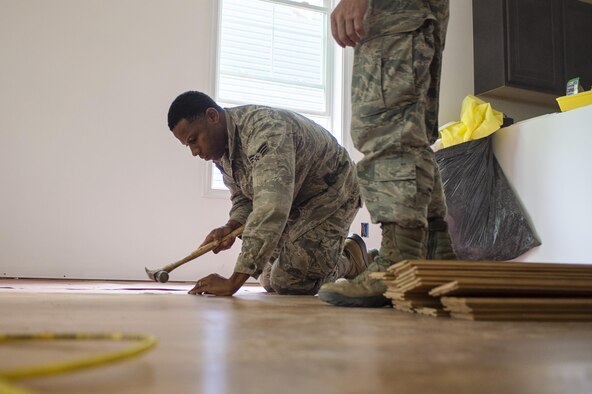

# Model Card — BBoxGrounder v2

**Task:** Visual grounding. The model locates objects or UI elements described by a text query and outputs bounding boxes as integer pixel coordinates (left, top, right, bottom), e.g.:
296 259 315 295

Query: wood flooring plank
429 279 592 297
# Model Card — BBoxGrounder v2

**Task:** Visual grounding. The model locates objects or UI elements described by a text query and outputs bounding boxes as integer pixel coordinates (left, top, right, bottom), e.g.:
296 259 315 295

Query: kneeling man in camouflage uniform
167 91 367 296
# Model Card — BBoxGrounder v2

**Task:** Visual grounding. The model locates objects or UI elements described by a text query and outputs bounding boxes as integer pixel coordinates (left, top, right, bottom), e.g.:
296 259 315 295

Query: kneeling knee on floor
270 275 319 296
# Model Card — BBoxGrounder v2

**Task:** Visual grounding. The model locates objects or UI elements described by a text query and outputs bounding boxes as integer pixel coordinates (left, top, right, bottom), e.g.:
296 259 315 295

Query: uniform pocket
351 39 384 118
359 156 418 207
352 32 419 118
381 33 417 110
373 157 416 182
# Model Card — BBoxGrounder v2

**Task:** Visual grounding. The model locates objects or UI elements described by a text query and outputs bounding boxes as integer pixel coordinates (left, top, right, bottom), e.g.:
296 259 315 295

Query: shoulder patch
248 142 269 164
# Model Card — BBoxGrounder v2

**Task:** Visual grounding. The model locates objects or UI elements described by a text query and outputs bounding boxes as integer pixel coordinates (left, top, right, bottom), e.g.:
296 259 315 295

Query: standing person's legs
319 18 441 307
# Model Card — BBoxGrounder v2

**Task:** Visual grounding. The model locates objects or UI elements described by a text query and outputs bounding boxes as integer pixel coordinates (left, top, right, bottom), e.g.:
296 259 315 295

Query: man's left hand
188 272 249 296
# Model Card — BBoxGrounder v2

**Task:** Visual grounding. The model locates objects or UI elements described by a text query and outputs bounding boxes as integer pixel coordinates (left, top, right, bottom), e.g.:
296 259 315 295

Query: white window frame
204 0 344 198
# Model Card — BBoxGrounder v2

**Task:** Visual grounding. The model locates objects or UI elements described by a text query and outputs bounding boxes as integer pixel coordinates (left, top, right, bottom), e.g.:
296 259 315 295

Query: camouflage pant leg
425 0 449 144
351 20 441 228
269 195 359 295
425 1 450 219
427 166 447 219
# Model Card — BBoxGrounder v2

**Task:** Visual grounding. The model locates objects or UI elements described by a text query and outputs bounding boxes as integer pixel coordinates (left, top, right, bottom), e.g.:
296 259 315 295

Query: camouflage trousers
351 2 449 228
260 194 360 295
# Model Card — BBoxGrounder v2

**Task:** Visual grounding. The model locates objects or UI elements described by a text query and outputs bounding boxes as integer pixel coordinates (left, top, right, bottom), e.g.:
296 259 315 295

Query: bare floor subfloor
2 279 592 394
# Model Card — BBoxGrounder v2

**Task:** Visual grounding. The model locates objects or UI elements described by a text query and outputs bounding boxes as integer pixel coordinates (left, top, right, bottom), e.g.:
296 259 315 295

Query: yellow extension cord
0 332 157 394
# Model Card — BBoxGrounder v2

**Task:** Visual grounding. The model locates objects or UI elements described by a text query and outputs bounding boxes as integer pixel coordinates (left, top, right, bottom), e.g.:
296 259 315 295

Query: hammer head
145 267 170 283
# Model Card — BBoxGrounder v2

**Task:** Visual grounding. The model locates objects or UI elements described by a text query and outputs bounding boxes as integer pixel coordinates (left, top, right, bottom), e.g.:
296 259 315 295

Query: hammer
145 225 244 283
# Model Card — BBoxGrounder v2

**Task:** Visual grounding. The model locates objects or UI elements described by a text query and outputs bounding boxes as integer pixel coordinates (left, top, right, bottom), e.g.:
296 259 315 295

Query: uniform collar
223 108 239 162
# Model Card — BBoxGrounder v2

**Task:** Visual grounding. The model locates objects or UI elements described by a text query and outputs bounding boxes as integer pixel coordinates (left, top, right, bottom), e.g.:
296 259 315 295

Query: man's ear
206 107 220 123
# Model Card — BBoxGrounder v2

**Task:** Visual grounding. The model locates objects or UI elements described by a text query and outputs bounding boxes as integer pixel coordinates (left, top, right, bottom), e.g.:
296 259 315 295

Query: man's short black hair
167 91 222 130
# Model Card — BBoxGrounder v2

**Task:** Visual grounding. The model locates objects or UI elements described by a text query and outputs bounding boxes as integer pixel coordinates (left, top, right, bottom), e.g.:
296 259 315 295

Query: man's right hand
331 0 368 48
201 220 243 253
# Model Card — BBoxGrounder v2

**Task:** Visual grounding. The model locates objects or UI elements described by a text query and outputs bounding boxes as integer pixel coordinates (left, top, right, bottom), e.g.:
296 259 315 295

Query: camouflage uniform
317 0 454 307
352 0 450 230
214 105 361 295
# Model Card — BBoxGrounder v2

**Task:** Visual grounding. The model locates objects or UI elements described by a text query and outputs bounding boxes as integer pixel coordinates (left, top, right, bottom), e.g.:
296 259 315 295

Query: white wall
492 106 592 264
0 1 525 280
0 0 240 280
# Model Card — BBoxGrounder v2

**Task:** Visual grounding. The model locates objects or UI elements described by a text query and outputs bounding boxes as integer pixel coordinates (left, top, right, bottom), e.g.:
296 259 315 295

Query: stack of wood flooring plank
371 260 592 321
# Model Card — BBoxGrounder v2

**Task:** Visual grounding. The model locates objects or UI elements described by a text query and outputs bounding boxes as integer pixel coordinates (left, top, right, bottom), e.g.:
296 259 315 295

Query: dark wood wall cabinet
473 0 592 106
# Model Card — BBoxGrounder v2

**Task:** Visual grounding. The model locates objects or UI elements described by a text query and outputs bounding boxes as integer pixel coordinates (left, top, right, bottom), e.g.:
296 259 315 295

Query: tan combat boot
426 217 457 260
343 234 369 279
318 224 426 307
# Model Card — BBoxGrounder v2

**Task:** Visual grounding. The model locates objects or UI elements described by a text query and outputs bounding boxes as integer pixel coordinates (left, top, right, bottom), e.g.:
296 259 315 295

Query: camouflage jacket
214 105 359 279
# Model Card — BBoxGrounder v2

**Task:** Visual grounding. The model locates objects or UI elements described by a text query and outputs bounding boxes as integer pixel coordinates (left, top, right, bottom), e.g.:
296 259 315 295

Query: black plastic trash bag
435 136 541 260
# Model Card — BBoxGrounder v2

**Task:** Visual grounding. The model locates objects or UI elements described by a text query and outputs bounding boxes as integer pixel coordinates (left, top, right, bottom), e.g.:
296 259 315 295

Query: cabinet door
563 0 592 90
506 0 564 94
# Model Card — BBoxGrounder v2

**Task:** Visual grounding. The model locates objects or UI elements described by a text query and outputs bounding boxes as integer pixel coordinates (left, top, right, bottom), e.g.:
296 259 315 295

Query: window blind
217 0 329 115
212 0 334 191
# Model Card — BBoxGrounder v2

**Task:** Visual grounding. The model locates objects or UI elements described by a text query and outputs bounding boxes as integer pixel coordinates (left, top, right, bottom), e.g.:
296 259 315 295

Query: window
208 0 342 193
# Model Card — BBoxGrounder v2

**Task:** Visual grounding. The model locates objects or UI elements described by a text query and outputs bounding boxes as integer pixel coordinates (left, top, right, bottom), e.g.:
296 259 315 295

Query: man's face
171 108 227 161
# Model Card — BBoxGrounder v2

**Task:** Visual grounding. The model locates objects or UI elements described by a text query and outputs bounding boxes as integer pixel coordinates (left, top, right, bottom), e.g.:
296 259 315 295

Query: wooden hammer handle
161 225 245 273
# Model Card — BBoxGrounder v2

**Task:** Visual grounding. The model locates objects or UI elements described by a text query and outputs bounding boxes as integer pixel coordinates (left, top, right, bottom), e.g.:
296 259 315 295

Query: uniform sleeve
214 163 252 225
234 123 296 278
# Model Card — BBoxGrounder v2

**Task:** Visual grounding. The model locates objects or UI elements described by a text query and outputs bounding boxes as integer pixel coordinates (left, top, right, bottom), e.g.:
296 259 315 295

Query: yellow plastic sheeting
439 95 504 148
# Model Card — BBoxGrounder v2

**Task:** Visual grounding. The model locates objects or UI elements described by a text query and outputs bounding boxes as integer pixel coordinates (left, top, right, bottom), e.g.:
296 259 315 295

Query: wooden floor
2 279 592 394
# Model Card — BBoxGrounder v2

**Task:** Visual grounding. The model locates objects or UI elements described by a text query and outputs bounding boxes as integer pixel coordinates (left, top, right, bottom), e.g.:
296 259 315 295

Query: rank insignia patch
248 142 269 164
